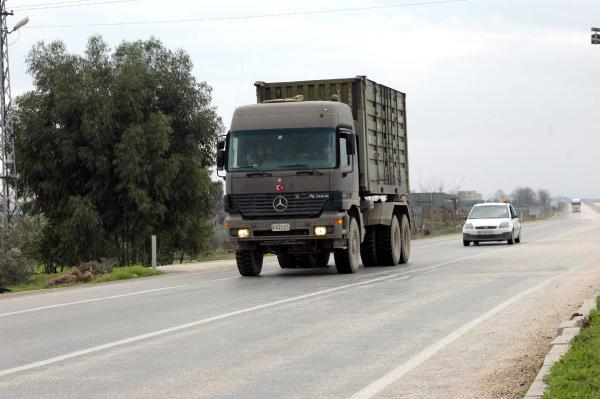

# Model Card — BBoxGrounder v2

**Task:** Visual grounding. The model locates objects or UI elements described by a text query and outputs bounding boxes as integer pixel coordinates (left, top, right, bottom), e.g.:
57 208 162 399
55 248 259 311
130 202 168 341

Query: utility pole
0 1 27 219
593 27 600 45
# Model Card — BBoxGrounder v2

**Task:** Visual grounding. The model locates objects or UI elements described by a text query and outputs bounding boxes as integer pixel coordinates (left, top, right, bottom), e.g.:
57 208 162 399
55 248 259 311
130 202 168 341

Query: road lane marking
350 253 600 399
0 285 191 318
0 249 520 377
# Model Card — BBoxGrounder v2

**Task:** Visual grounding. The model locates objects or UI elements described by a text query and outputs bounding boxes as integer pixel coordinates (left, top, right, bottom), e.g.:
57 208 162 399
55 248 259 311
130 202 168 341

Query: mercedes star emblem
272 196 288 212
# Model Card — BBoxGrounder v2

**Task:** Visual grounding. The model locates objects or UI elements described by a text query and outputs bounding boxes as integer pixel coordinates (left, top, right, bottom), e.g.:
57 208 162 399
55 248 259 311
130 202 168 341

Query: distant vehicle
462 203 521 246
571 198 582 213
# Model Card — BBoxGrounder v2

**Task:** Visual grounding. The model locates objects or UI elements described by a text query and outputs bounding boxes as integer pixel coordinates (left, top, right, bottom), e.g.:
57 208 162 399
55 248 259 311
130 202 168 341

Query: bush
0 214 46 290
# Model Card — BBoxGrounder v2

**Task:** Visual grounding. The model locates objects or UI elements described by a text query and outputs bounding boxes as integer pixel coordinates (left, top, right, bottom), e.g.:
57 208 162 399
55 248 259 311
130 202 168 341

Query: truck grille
228 193 332 219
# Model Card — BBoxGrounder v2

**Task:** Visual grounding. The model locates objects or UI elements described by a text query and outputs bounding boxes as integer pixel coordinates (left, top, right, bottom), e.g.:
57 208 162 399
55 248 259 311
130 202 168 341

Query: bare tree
537 189 551 208
511 186 536 205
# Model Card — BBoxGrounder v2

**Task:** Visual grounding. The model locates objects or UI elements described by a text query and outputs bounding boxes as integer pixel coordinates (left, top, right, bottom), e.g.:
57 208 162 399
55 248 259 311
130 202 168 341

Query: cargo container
217 76 411 276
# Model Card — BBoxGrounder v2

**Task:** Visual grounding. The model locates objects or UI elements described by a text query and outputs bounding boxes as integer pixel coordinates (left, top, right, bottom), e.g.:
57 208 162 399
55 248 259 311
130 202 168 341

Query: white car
462 203 521 246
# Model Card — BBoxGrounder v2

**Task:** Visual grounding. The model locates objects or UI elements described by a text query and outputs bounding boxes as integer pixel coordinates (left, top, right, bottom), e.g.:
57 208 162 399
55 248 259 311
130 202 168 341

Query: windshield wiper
246 171 272 177
280 164 309 168
296 170 323 176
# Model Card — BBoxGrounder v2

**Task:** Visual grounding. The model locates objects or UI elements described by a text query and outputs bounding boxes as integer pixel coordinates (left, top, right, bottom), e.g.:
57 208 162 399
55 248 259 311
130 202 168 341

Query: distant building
457 190 483 201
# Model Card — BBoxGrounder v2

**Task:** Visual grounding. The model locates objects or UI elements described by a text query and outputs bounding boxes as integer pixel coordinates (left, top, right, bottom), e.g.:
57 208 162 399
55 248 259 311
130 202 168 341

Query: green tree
14 36 223 270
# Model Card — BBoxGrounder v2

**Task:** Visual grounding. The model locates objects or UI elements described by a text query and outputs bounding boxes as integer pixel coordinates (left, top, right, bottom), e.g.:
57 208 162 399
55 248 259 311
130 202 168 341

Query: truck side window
339 136 350 168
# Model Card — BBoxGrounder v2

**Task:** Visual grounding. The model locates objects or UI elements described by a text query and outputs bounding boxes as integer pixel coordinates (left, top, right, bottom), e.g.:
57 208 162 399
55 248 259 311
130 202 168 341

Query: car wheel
463 240 470 247
507 231 515 245
515 229 521 243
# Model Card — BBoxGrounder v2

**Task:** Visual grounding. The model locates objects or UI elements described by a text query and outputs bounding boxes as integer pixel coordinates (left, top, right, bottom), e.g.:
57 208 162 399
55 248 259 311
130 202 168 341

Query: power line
13 0 138 12
27 0 467 29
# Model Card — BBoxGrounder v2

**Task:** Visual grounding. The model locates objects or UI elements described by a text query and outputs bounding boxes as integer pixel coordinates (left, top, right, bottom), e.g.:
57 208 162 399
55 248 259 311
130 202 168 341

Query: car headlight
237 228 250 238
498 221 509 228
464 223 473 230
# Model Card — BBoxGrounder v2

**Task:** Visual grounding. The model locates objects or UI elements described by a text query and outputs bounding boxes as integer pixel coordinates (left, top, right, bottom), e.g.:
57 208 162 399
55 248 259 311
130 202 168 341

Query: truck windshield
468 205 509 219
227 128 337 171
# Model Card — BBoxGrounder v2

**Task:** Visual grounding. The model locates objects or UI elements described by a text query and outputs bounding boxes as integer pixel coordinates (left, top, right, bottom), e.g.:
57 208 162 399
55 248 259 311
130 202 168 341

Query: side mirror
216 140 226 171
342 133 356 155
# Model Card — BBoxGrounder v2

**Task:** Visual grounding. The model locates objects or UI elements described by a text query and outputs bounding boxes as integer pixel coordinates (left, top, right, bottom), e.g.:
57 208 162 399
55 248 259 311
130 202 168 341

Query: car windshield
468 205 509 219
227 128 337 171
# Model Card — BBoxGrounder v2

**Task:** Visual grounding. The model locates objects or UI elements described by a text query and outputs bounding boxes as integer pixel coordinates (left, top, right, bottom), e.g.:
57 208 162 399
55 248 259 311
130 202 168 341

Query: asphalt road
1 206 600 398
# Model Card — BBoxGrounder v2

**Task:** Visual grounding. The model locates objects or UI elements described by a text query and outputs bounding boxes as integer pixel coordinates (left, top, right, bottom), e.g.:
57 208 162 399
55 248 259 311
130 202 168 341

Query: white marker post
151 235 157 272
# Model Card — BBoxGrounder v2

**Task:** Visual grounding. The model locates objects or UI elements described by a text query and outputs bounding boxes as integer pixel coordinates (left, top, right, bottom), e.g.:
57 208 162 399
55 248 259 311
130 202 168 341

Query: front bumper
463 230 512 241
224 211 347 250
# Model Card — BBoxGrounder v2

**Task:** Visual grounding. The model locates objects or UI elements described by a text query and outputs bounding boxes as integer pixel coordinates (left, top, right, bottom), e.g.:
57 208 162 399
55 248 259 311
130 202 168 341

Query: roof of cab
230 101 354 132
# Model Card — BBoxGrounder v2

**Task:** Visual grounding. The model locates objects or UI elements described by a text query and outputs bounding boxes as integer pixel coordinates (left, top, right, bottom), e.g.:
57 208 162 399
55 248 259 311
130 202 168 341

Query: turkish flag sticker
275 183 285 192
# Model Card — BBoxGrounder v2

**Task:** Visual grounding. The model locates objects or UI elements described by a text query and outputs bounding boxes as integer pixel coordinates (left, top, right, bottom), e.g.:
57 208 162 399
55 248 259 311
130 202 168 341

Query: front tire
236 250 263 276
507 231 515 245
334 217 361 274
463 240 470 247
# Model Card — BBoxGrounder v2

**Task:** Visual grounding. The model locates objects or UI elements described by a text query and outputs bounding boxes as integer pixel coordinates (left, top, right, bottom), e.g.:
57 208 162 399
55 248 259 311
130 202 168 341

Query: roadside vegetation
1 36 227 294
544 297 600 398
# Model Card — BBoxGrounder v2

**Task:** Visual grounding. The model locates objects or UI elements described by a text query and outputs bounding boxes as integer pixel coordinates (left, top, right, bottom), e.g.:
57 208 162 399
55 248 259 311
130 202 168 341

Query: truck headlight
464 223 473 230
498 221 509 228
314 226 327 236
237 228 250 238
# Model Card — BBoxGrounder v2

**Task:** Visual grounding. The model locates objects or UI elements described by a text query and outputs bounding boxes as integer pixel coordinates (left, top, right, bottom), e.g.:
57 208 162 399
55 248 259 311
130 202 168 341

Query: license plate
478 230 495 235
271 223 291 232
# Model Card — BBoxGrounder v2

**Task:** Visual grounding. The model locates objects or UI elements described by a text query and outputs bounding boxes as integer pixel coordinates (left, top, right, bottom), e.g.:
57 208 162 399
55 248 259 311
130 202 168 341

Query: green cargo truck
217 76 411 276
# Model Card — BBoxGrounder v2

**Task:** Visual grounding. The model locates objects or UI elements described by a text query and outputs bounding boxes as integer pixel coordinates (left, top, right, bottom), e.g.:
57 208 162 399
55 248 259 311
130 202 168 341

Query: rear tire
277 254 297 269
334 217 361 274
236 250 263 276
515 230 521 243
360 227 378 266
376 215 402 266
399 215 410 264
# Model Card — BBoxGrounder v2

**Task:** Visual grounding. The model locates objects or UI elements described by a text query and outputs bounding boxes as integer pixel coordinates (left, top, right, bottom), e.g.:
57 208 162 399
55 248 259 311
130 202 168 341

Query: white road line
0 285 191 318
349 253 600 399
0 249 514 378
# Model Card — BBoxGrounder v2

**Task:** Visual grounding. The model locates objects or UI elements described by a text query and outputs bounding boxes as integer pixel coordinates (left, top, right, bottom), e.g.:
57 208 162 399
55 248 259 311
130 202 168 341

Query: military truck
216 76 411 276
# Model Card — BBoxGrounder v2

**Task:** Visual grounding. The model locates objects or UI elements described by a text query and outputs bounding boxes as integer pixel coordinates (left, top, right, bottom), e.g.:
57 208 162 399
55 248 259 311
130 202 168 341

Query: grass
543 297 600 398
6 265 163 293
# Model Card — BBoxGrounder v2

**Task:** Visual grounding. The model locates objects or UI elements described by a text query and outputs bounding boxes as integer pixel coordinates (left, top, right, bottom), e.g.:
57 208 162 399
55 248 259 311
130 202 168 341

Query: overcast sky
8 0 600 198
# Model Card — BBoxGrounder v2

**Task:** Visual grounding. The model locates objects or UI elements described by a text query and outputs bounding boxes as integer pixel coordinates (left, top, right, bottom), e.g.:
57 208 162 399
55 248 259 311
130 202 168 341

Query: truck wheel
236 250 263 276
360 226 378 267
315 250 331 267
277 254 298 269
399 214 410 264
376 214 402 266
334 217 361 274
